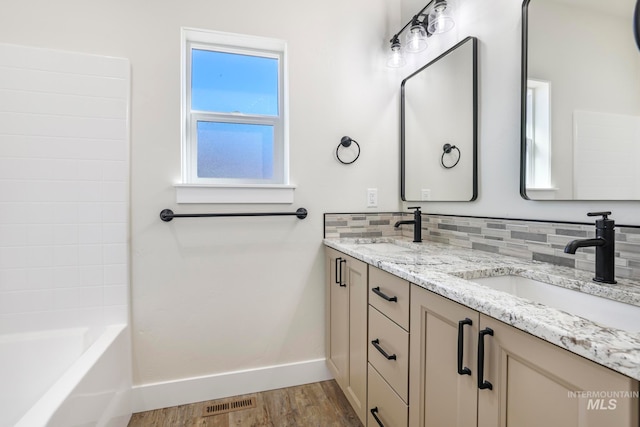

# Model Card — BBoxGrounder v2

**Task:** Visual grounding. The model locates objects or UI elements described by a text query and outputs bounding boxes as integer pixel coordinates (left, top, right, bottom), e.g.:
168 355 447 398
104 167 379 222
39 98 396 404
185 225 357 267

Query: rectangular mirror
521 0 640 200
401 36 478 202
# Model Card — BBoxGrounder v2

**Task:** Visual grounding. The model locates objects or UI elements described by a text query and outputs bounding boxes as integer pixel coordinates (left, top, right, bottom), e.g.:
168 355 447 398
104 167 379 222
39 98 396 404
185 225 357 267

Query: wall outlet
421 189 431 201
367 188 378 207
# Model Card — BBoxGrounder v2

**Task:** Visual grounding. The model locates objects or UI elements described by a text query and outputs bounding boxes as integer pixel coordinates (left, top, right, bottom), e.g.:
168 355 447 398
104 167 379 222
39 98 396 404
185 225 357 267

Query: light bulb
386 41 406 68
427 0 455 35
405 24 428 53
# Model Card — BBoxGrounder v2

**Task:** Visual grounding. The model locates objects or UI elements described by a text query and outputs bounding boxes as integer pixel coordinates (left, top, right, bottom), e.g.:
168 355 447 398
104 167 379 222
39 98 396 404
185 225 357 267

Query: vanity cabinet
409 285 640 427
408 284 478 427
325 247 368 425
367 266 410 427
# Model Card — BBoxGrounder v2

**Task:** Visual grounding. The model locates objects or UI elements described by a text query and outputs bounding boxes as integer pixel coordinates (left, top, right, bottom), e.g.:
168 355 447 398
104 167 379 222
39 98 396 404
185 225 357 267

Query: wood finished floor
128 380 362 427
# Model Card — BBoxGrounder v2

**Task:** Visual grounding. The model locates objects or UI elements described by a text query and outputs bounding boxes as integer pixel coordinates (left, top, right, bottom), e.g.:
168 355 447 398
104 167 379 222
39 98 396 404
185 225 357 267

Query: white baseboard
131 358 332 413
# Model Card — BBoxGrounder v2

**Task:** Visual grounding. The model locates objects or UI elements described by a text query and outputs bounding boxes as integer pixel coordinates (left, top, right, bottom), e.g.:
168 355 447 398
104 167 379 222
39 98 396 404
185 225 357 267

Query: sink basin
471 275 640 333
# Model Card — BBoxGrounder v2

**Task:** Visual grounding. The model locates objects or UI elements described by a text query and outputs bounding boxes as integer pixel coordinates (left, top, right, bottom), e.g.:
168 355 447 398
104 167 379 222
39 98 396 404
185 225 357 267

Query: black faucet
394 206 422 243
564 211 616 284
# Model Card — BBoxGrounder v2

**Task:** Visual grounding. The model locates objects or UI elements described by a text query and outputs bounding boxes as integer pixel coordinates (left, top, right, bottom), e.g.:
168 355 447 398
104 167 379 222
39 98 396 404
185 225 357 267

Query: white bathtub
2 324 131 427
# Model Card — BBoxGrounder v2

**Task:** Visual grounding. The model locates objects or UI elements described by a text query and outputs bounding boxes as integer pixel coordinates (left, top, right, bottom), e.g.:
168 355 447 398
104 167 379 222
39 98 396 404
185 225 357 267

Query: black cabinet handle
457 318 472 376
478 327 494 390
335 258 346 287
372 286 398 302
371 339 397 360
370 407 385 427
339 259 346 287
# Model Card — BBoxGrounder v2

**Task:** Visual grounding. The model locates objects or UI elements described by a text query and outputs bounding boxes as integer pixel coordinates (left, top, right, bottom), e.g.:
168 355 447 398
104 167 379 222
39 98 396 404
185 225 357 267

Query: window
525 79 551 190
178 28 293 203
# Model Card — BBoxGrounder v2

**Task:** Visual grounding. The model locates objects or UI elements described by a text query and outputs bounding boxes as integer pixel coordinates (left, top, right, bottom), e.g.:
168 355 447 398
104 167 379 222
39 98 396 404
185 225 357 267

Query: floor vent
202 396 256 417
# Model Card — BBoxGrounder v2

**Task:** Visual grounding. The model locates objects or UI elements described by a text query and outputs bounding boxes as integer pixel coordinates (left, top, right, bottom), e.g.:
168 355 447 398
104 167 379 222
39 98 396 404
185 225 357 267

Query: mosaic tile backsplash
324 213 406 239
324 212 640 280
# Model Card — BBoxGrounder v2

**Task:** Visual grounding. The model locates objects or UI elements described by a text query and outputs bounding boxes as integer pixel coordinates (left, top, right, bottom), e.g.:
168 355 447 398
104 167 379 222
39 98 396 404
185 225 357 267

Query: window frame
178 28 293 204
525 78 552 190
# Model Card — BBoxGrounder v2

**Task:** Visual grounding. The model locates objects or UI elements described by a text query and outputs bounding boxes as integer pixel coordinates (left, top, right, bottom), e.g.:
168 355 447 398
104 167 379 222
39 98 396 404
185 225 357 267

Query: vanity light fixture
386 36 407 68
387 0 456 68
405 16 428 53
427 0 455 34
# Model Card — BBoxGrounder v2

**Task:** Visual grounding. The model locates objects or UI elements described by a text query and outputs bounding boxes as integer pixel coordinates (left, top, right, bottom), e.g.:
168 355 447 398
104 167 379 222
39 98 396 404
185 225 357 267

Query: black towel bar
159 207 308 222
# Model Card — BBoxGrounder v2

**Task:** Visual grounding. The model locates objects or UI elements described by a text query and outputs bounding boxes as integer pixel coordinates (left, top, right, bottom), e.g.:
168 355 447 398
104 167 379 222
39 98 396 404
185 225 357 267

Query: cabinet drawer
368 364 408 427
368 306 409 402
369 266 410 330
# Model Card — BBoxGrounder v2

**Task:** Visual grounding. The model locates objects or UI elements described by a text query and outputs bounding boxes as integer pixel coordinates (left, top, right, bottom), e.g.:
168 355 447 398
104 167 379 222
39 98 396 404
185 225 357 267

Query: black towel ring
336 136 360 165
441 143 461 169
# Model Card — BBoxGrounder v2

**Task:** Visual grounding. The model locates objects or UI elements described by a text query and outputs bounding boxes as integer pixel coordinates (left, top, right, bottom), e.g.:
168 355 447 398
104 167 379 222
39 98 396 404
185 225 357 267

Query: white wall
399 0 640 224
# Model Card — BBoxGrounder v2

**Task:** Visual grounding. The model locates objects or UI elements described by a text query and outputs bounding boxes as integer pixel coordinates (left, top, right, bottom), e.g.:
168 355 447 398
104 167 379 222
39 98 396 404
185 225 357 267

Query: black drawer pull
370 407 385 427
478 327 494 390
372 286 398 302
371 339 396 360
457 318 472 376
335 258 346 287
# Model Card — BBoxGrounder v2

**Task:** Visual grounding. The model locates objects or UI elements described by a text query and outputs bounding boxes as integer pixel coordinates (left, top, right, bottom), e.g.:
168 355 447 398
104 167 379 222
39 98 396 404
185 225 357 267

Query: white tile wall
0 43 129 335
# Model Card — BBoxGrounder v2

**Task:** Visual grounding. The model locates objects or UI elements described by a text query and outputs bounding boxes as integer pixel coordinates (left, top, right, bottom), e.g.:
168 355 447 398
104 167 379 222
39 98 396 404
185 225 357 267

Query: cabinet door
325 247 349 388
346 253 368 424
324 247 368 425
477 314 640 427
409 286 479 427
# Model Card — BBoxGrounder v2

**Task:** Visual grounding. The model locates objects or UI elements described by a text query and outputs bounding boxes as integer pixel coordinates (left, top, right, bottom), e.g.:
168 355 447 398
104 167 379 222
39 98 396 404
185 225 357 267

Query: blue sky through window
191 49 279 116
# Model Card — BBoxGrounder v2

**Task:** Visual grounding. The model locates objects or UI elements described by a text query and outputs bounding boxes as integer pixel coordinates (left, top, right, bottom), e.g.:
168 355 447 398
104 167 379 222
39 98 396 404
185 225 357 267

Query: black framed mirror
401 36 477 202
521 0 640 200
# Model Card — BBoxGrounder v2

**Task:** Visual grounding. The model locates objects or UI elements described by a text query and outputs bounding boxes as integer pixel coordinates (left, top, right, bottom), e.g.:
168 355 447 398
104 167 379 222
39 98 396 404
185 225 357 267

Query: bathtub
2 324 131 427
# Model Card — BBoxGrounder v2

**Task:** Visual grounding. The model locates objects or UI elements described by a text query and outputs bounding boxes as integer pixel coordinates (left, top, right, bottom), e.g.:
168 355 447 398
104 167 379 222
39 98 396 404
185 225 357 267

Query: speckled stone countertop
324 237 640 381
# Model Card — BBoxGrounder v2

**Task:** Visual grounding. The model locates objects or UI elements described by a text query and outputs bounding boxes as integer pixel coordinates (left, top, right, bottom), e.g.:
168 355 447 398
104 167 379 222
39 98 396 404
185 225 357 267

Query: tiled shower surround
324 213 640 280
0 45 130 335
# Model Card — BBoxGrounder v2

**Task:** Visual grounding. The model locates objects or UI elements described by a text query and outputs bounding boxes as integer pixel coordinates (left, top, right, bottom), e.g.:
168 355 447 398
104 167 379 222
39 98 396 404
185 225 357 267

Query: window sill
174 184 296 204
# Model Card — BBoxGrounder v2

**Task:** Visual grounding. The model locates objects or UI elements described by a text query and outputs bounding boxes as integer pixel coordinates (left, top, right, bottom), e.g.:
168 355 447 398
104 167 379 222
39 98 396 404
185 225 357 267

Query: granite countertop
324 237 640 381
